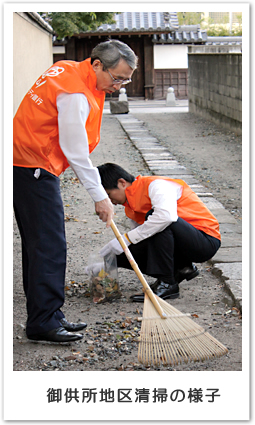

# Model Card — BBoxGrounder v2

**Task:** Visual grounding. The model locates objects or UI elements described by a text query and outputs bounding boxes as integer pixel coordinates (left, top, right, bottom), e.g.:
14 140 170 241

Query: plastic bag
87 252 121 304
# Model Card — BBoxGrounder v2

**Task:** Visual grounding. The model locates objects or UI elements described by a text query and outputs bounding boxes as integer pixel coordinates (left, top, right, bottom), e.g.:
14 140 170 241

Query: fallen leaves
71 177 79 184
64 214 79 222
64 355 77 361
64 280 89 297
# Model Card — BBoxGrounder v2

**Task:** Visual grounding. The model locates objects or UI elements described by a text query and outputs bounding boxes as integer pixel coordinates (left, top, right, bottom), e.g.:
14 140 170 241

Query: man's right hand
95 197 114 227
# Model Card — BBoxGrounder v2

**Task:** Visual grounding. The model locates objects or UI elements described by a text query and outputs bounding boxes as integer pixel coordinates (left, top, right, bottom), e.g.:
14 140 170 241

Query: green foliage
201 14 242 36
232 26 242 36
177 12 204 26
205 24 242 36
206 25 242 37
177 12 242 36
38 12 116 39
231 14 242 35
206 26 230 36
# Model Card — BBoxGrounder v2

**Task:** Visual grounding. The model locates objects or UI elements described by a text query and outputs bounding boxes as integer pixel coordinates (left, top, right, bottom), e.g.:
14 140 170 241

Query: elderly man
13 40 138 342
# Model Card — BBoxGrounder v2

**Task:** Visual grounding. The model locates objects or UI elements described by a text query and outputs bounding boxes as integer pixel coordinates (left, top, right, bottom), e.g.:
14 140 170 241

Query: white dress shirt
56 92 108 202
128 179 183 244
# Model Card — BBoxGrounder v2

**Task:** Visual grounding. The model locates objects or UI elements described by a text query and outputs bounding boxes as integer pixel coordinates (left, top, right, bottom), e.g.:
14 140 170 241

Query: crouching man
96 163 221 302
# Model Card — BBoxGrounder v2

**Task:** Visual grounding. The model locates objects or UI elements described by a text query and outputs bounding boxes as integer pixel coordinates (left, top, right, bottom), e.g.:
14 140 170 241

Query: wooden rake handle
110 220 167 319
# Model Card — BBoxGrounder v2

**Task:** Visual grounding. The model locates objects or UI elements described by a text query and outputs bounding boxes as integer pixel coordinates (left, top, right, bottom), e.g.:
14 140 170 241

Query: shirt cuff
86 185 109 202
127 227 143 244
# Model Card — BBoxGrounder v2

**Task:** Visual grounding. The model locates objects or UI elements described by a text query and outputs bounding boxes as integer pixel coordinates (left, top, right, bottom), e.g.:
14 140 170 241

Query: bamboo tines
138 294 228 367
110 221 228 367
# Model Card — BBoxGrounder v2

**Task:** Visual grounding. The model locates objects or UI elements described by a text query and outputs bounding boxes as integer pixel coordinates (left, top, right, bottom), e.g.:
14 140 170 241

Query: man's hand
100 235 131 257
84 262 104 275
95 197 114 227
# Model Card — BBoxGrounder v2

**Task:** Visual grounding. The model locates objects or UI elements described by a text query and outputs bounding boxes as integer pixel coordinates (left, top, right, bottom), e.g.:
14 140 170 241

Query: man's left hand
95 197 114 227
100 236 131 257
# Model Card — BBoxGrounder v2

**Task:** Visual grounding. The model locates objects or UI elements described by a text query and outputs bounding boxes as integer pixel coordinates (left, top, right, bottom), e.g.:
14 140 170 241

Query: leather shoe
175 264 199 284
131 281 179 302
155 281 179 300
27 326 83 342
60 317 87 332
130 279 159 301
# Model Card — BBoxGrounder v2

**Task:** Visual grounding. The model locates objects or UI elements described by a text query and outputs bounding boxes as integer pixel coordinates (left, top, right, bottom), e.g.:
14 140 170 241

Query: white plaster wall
53 46 66 54
13 13 53 115
154 44 188 69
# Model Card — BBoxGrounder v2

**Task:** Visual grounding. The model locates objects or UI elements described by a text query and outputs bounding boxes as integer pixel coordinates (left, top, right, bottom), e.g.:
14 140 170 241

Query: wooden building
53 12 207 100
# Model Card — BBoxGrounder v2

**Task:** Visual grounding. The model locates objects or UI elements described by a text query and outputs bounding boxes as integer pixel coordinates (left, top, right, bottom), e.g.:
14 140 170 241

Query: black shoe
130 279 160 302
175 264 199 284
27 326 83 342
60 318 87 332
131 281 179 302
155 281 179 300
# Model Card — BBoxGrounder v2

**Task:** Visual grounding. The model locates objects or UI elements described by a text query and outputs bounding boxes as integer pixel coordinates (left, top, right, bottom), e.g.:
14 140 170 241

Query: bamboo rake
110 220 166 318
110 220 228 367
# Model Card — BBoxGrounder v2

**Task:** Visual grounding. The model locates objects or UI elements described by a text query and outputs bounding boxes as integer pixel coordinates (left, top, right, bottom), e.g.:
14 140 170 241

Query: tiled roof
152 26 207 44
78 14 207 45
85 12 179 34
28 12 54 33
18 12 54 34
206 36 242 46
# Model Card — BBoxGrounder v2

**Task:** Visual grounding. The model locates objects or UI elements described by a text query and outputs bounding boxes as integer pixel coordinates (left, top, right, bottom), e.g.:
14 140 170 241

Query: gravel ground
133 112 242 221
13 112 242 372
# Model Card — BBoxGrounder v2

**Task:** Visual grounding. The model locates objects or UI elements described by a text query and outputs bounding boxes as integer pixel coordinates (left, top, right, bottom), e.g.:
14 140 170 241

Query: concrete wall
13 13 53 115
188 45 242 134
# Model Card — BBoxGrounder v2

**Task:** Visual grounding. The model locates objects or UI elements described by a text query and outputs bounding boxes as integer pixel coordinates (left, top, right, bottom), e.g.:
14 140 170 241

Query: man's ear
117 178 128 189
92 59 102 72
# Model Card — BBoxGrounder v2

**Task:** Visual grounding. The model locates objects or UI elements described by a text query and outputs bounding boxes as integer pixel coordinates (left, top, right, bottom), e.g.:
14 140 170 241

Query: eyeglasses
106 68 132 85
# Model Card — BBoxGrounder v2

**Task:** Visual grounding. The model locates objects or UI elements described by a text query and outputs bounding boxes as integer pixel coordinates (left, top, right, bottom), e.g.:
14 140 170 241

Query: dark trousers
117 217 221 282
13 166 66 336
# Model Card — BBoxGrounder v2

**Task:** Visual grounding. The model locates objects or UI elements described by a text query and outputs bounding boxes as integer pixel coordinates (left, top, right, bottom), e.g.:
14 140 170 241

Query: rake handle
110 220 167 319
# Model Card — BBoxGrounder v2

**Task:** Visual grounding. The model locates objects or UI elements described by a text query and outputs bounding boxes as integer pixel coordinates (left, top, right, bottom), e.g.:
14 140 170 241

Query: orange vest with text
13 59 105 177
124 175 221 240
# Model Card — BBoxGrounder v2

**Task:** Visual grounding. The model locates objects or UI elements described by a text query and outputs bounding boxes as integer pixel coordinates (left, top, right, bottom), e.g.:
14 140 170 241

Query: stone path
116 114 242 312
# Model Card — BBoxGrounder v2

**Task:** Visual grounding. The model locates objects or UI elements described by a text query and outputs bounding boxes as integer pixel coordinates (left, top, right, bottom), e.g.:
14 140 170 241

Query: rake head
138 294 228 367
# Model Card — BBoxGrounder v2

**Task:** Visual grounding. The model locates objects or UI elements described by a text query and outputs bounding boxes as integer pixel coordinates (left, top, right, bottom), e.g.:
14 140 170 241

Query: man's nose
112 82 122 90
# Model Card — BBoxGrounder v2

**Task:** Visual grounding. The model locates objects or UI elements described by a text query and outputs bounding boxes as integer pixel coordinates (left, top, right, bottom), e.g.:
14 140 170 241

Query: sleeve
57 92 108 202
127 179 182 244
128 218 140 230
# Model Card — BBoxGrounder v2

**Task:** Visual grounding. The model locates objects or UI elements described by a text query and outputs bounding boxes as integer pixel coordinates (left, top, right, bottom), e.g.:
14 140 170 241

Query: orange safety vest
13 58 105 177
124 175 221 240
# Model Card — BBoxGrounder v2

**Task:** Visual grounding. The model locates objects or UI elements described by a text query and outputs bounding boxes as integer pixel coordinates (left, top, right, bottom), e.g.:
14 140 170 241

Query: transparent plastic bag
88 252 121 304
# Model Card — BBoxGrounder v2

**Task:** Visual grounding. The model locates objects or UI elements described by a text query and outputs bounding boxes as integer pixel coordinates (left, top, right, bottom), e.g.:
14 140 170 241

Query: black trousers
13 166 66 336
117 217 221 283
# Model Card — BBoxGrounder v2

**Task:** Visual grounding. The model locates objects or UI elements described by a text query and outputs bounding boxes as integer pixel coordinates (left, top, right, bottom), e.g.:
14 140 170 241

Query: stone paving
114 113 242 312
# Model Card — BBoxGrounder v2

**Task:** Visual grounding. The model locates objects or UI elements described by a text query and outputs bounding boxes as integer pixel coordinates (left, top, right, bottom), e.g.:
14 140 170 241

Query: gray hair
91 39 138 70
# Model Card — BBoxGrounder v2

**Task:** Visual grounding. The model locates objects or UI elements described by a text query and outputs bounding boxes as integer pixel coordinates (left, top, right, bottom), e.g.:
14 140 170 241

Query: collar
79 58 104 99
123 176 141 208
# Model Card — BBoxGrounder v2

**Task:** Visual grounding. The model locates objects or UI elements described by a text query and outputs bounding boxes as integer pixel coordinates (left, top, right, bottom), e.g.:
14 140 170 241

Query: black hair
97 163 135 189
